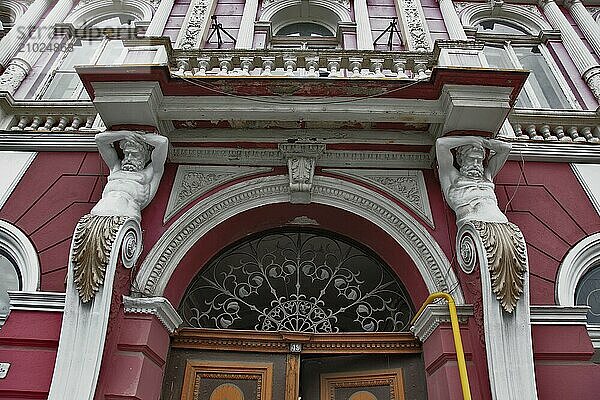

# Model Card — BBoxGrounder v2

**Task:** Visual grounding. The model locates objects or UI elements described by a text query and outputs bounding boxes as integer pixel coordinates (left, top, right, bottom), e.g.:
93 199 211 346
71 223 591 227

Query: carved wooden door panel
319 369 405 400
180 361 274 400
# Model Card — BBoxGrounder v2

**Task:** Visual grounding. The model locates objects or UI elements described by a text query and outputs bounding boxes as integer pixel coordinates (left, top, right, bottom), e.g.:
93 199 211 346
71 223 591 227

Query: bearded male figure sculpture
73 131 168 302
49 131 169 400
437 136 526 312
436 136 537 400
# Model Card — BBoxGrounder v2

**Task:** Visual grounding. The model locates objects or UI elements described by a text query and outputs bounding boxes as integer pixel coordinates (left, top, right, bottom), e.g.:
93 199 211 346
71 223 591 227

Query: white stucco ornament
436 136 538 400
49 131 168 400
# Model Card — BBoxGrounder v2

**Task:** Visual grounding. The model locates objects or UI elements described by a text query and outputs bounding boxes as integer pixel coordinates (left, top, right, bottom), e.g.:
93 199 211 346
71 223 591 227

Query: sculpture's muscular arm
95 131 135 173
483 139 511 180
140 133 168 199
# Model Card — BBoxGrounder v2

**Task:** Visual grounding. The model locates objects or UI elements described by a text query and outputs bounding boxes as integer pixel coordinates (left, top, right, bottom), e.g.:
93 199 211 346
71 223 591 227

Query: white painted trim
588 325 600 348
459 3 552 34
508 142 600 163
8 291 65 312
323 169 435 227
259 0 351 26
571 164 600 215
65 0 153 27
48 218 142 400
164 165 273 223
529 305 589 325
0 220 40 291
411 303 473 342
0 134 98 151
556 233 600 306
135 174 464 304
0 151 35 211
122 295 182 334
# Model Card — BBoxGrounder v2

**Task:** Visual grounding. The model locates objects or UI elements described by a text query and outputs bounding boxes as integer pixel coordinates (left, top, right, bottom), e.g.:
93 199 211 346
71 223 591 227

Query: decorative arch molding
556 232 600 306
260 0 352 29
66 0 154 27
458 3 552 34
0 219 40 291
135 175 464 304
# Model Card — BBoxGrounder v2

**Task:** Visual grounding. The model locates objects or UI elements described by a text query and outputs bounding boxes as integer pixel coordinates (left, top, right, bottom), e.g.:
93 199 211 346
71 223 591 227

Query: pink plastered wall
204 0 244 49
421 0 449 43
367 0 403 51
163 0 192 42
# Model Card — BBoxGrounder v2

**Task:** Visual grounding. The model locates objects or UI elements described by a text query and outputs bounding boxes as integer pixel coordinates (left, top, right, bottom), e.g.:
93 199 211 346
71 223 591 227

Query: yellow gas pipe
411 292 472 400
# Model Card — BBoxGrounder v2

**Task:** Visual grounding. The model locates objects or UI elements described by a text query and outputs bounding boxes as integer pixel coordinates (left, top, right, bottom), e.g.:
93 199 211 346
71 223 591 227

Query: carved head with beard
119 137 151 172
456 144 485 179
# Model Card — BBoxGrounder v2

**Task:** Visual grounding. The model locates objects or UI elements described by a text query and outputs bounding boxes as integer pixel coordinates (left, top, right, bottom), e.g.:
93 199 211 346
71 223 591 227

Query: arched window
557 233 600 349
179 229 414 333
263 2 345 49
475 18 578 109
0 220 40 326
575 265 600 325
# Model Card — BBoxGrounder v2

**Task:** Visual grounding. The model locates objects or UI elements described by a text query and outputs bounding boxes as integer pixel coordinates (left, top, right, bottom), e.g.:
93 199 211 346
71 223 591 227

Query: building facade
0 0 600 399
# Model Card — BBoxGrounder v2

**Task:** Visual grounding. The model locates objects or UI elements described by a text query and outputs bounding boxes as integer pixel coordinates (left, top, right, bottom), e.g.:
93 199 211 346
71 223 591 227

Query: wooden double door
161 329 428 400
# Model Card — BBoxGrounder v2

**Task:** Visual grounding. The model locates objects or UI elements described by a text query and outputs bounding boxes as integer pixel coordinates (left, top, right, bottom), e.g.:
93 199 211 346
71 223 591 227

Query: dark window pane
179 230 414 333
576 265 600 325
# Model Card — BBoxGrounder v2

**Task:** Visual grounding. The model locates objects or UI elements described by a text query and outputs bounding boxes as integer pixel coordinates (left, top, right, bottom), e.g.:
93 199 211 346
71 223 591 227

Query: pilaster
0 0 52 70
236 0 259 49
354 0 375 50
175 0 219 49
539 0 600 101
437 0 468 40
0 0 76 95
146 0 176 36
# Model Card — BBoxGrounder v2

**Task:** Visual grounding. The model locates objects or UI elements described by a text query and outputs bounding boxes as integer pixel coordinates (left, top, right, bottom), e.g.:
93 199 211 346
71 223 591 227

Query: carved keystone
279 143 326 204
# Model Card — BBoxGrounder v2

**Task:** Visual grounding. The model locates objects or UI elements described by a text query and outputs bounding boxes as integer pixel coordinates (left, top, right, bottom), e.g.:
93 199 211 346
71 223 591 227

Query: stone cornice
8 291 66 312
411 304 474 342
507 141 600 162
529 305 589 325
122 295 183 334
0 133 97 151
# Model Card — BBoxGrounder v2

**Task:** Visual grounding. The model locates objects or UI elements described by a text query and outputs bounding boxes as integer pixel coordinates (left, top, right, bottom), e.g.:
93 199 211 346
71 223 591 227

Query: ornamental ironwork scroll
179 231 414 333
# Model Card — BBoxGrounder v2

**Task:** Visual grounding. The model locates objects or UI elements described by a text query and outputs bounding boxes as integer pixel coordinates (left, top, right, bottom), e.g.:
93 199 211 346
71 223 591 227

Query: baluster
393 60 408 79
568 126 586 142
39 116 55 131
24 116 42 131
513 123 525 139
218 58 232 76
525 124 542 140
327 58 341 78
261 57 275 76
414 63 428 79
539 124 557 141
239 57 254 76
554 125 570 142
580 126 598 143
305 57 319 78
283 56 297 77
370 59 385 78
11 116 29 130
176 57 189 76
348 58 363 78
195 57 210 76
593 126 600 141
65 116 81 131
51 116 69 131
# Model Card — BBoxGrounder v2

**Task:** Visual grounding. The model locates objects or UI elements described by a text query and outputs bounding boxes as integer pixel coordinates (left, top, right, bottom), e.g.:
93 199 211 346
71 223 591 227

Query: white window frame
476 28 580 110
0 220 40 326
556 233 600 349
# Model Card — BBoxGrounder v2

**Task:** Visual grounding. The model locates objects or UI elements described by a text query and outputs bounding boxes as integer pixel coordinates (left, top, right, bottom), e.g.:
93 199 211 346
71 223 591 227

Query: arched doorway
161 228 428 400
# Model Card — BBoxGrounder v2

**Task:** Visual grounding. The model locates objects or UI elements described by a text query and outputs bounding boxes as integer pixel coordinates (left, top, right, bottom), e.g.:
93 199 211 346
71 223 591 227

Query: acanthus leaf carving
72 215 128 303
279 143 325 204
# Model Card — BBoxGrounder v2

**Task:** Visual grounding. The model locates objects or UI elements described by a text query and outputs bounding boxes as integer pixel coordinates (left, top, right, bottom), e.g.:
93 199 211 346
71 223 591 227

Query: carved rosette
457 221 527 313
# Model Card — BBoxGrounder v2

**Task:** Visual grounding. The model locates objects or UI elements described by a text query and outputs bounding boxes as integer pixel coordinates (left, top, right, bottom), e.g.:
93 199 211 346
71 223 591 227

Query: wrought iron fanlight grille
179 230 414 333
